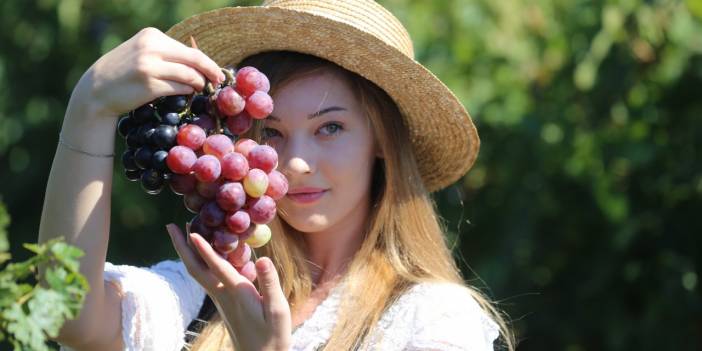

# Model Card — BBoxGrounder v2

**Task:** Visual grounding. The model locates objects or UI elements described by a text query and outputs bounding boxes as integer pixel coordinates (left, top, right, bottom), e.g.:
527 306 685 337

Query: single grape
243 168 269 197
184 191 207 213
196 179 223 199
248 195 276 224
161 112 181 126
244 223 271 248
235 68 270 97
221 152 249 181
137 124 157 146
152 125 178 150
190 95 209 115
234 138 258 158
177 124 207 151
134 146 155 170
189 215 213 241
225 111 253 135
226 242 252 268
126 129 141 149
236 70 271 96
125 169 141 182
200 201 225 227
159 95 188 113
265 170 289 200
151 150 169 172
238 260 257 282
225 210 251 234
216 86 246 117
245 91 274 119
248 145 278 173
235 66 258 77
193 155 222 183
140 169 164 194
166 145 198 174
122 149 138 171
203 134 234 160
117 115 136 138
216 182 246 212
131 104 157 124
169 173 197 195
213 229 239 254
192 114 216 132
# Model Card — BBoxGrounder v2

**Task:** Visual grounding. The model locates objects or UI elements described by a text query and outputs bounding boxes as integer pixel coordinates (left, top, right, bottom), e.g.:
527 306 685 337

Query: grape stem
190 35 226 134
222 68 235 86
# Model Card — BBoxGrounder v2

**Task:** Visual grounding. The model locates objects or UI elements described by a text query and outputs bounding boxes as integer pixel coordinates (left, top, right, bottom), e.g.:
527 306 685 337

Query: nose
288 157 311 174
277 136 315 178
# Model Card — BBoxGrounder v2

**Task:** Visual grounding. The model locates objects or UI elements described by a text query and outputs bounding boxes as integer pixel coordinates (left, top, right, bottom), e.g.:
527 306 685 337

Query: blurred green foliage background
0 0 700 349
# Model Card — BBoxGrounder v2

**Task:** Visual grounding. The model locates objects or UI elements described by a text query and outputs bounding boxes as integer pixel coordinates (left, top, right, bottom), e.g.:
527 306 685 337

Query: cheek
320 143 376 198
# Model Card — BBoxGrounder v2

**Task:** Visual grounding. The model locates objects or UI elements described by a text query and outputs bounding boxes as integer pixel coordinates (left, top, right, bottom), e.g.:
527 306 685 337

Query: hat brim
166 5 479 192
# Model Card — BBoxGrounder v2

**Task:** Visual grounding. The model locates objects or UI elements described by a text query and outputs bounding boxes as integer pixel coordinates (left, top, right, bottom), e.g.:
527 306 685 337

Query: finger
166 224 218 287
255 257 290 324
146 78 196 98
189 232 249 288
160 41 225 86
185 222 202 257
152 61 208 92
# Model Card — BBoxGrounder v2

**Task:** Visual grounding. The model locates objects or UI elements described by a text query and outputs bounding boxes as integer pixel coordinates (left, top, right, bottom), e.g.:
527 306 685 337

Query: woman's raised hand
73 27 224 120
166 223 292 351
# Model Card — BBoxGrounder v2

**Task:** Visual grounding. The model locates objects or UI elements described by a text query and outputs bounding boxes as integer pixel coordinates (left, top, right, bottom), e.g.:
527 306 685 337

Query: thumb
255 257 290 323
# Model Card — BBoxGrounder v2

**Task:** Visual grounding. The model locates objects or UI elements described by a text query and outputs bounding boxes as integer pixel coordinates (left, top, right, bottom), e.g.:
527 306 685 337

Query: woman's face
262 69 378 233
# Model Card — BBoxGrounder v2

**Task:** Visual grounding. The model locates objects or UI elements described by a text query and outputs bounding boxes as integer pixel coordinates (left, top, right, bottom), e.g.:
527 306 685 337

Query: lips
287 187 327 194
286 187 328 204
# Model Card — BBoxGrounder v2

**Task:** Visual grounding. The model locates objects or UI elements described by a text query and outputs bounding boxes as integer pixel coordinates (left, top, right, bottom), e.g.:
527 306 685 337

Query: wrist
68 71 116 121
61 93 118 157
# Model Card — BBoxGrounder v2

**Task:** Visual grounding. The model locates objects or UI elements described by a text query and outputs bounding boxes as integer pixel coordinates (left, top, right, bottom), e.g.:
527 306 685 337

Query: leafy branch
0 200 89 351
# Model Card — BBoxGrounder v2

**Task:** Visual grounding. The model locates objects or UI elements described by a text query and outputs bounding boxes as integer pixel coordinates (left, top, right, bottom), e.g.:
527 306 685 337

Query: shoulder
375 281 500 350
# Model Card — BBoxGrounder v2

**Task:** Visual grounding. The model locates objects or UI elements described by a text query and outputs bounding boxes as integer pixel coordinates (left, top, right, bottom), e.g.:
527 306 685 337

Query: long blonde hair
188 51 516 351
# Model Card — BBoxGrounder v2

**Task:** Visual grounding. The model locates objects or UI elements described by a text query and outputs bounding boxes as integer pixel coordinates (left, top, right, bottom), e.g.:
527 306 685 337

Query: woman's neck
302 200 369 286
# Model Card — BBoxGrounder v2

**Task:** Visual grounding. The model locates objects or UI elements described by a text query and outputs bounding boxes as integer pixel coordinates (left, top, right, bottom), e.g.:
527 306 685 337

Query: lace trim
290 282 500 351
290 280 346 350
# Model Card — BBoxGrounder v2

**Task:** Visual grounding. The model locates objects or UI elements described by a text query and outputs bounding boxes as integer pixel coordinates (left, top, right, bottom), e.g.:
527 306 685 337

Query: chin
282 212 331 233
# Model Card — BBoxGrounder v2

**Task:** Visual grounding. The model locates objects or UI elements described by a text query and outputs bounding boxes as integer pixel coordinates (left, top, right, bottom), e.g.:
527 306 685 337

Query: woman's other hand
72 27 224 120
166 223 292 351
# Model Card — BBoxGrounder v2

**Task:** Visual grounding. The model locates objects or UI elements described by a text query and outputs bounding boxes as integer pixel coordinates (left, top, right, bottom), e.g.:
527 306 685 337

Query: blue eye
261 127 281 140
318 122 344 136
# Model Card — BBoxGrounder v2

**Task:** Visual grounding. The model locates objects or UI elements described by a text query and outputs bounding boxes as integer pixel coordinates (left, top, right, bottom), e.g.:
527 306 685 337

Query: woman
40 1 515 350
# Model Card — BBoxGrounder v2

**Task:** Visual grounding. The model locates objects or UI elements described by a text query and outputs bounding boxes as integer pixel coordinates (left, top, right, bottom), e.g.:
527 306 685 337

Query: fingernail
259 258 271 273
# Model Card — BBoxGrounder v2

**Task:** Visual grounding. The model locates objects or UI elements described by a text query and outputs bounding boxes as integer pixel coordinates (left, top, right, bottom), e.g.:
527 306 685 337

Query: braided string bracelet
58 132 115 158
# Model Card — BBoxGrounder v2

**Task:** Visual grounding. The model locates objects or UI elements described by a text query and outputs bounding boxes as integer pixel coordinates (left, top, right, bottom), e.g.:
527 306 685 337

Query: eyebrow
266 106 347 122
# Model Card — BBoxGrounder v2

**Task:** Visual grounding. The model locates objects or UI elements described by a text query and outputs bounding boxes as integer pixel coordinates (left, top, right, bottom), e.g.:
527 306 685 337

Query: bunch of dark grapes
116 66 287 278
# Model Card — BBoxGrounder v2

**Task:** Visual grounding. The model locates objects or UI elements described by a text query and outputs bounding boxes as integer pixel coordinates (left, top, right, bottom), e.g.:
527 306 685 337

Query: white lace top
60 260 500 351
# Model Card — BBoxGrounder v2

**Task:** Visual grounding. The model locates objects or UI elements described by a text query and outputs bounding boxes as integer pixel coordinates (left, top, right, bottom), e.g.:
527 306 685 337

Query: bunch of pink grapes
120 66 286 281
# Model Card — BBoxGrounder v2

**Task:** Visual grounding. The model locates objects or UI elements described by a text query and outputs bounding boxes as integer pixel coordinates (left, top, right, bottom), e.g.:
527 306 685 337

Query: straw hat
165 0 479 192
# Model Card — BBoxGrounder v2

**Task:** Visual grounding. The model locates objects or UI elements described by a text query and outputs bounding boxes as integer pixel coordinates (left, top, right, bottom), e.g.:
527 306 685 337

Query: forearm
38 80 119 343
